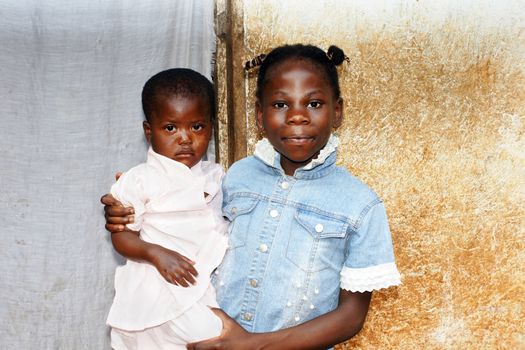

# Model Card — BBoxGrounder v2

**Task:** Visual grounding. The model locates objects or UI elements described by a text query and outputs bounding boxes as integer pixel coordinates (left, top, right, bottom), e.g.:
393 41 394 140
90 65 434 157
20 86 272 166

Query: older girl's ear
333 97 343 129
143 121 152 143
255 100 264 132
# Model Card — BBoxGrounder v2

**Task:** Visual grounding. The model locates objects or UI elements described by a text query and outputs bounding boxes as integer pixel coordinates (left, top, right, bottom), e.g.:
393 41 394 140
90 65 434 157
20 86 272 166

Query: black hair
142 68 215 122
254 44 346 101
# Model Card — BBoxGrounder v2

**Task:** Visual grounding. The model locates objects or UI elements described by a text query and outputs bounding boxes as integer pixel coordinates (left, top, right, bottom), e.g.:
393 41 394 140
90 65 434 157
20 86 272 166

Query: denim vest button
243 312 253 321
259 243 268 253
294 315 300 322
315 223 324 233
269 209 279 218
231 207 237 214
249 279 258 288
281 181 289 189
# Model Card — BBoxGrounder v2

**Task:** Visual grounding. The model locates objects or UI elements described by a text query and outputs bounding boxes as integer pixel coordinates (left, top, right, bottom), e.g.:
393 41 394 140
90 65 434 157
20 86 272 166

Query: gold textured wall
215 1 525 348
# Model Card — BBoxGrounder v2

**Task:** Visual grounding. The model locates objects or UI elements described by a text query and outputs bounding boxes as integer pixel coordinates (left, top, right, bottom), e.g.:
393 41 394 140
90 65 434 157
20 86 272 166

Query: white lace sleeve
340 262 401 292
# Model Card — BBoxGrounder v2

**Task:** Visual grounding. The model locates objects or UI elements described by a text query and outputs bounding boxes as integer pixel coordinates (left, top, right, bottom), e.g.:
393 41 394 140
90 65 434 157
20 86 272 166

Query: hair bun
327 45 347 66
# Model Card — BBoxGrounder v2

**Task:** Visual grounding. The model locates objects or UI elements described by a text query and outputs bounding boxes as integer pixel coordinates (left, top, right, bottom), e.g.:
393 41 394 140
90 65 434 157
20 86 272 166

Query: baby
106 68 227 350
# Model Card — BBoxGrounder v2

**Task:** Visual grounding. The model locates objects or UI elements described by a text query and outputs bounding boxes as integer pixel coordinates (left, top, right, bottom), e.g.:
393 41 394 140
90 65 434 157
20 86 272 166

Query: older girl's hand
100 193 135 233
186 309 259 350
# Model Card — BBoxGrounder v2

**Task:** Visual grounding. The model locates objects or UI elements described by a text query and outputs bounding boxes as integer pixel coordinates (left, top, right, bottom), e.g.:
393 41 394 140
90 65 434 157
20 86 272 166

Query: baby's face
143 95 212 168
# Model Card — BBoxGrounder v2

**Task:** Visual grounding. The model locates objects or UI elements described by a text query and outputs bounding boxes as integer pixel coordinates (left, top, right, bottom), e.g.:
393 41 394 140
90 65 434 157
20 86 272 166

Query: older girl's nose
287 113 309 125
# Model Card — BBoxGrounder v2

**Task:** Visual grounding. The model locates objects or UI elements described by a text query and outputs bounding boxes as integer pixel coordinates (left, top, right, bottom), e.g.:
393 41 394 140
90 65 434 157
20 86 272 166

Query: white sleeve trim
340 262 401 292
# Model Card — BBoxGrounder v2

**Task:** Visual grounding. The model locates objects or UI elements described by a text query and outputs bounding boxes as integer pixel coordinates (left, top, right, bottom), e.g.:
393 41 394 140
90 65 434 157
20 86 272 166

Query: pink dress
106 148 228 348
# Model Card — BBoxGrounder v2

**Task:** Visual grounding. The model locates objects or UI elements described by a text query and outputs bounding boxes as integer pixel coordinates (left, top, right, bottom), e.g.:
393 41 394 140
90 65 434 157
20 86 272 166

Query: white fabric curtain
0 1 216 348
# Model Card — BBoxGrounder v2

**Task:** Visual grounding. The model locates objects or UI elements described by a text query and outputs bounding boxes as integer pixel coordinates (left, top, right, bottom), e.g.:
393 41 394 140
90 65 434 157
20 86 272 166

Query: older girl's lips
282 135 315 144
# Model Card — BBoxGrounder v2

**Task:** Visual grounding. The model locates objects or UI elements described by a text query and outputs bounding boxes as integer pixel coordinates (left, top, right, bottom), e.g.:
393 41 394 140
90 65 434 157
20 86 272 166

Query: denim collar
254 134 339 178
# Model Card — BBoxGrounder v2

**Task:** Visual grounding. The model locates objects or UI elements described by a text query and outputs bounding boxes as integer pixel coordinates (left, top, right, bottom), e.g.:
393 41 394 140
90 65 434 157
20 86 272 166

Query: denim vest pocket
223 196 258 248
287 209 348 272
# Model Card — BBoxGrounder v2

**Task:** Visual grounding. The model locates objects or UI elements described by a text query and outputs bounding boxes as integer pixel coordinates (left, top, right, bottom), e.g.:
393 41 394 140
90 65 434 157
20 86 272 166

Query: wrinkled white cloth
0 1 216 348
110 286 222 350
107 147 228 331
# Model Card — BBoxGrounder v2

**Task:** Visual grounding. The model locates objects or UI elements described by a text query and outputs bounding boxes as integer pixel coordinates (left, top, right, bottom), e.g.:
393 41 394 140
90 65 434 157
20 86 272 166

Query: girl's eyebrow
304 90 325 97
270 90 288 97
270 89 325 97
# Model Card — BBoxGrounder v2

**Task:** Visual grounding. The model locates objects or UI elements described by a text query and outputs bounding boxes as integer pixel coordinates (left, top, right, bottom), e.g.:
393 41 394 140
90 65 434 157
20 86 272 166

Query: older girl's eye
272 102 287 109
164 124 175 132
307 101 323 109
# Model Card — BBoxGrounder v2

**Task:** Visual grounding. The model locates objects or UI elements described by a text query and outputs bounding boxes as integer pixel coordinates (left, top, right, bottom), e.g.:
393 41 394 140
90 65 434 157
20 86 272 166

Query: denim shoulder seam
225 191 270 203
355 198 383 230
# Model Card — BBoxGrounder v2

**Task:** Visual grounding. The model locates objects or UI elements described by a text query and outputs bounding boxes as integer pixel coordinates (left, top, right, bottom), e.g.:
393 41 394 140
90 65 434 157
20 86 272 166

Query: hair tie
244 54 267 71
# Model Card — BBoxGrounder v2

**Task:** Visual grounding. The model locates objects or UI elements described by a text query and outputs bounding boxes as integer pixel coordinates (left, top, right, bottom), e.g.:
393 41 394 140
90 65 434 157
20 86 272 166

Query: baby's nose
178 130 192 143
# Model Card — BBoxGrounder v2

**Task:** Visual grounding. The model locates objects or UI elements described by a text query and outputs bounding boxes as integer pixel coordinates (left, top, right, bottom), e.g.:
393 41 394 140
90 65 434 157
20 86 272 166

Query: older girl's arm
186 289 372 350
101 193 136 233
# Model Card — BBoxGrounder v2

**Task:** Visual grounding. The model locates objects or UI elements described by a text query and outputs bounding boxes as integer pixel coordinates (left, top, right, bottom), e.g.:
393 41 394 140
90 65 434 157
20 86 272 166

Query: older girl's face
256 59 342 176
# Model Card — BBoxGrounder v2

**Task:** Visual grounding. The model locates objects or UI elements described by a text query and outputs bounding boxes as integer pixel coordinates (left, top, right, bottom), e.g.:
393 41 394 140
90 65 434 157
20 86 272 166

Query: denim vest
213 136 400 341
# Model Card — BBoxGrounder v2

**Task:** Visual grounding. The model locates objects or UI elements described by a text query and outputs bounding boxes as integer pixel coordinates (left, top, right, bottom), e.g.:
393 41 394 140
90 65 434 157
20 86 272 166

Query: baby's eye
272 102 287 109
164 124 175 132
192 123 205 131
307 101 323 109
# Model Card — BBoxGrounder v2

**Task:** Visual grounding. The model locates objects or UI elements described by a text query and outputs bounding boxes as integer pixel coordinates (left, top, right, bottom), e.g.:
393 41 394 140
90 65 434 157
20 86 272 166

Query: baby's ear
333 97 343 129
143 121 152 143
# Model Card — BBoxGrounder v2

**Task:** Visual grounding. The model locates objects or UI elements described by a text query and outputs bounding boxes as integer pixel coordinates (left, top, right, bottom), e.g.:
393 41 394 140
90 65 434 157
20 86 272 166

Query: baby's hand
150 245 198 287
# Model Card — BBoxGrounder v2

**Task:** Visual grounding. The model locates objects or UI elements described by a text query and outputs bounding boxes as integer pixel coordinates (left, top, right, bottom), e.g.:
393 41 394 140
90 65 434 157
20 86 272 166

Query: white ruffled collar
254 134 339 171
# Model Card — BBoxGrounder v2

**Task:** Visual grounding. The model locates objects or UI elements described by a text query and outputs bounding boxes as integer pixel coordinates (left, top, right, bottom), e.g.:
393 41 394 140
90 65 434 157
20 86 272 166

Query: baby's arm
186 289 371 350
111 231 198 287
101 193 199 287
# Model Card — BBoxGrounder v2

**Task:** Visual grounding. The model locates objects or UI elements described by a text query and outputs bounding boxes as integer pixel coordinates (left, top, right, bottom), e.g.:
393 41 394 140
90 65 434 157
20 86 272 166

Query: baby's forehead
148 94 211 122
158 92 211 110
158 91 204 103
